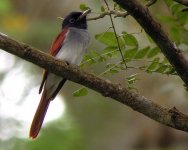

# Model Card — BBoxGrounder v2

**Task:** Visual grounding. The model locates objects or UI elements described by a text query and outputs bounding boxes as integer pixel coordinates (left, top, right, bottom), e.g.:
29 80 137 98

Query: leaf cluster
73 2 180 97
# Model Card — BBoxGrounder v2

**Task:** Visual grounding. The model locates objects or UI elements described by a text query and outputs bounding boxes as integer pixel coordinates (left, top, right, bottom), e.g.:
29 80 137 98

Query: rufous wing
38 28 69 93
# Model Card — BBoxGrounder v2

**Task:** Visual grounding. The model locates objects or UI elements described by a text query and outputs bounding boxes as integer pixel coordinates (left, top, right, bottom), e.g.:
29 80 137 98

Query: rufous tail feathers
29 90 50 139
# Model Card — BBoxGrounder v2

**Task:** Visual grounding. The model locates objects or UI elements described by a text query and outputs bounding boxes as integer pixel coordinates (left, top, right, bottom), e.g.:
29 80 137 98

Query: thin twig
87 10 128 21
81 49 118 66
88 0 157 21
103 0 127 68
99 61 123 76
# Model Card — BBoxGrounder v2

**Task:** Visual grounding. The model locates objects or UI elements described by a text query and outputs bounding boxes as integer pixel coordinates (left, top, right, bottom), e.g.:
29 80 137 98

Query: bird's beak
57 17 64 20
77 9 91 21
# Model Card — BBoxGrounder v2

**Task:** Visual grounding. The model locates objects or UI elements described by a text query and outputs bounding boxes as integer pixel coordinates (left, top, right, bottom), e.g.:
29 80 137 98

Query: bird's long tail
29 89 50 139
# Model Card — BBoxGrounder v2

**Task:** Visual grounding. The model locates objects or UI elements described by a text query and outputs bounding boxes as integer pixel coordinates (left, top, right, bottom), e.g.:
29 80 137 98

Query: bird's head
62 9 91 29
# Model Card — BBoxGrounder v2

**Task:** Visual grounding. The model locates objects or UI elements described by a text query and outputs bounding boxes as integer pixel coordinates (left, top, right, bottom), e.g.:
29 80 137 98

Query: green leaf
82 54 96 63
127 73 138 80
161 58 169 64
146 58 160 72
127 73 139 85
165 0 174 7
103 46 117 53
165 67 177 75
105 63 116 68
122 31 138 48
101 6 105 12
124 48 137 59
158 16 175 23
127 78 136 84
114 3 118 9
155 65 168 73
170 27 180 43
171 4 182 15
134 47 150 59
95 32 124 47
146 35 154 44
98 56 106 62
102 46 119 58
80 4 89 11
73 87 88 97
109 69 119 74
147 47 160 58
88 51 106 62
177 12 188 24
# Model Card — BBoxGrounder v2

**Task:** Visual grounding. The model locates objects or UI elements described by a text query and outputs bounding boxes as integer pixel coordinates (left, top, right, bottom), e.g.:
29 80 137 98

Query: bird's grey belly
56 28 90 65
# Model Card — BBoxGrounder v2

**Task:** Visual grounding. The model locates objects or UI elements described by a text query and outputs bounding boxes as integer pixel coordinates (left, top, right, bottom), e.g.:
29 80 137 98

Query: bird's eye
69 18 75 23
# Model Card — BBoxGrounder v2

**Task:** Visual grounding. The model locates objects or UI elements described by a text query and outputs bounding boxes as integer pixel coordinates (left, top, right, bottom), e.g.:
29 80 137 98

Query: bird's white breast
56 27 90 65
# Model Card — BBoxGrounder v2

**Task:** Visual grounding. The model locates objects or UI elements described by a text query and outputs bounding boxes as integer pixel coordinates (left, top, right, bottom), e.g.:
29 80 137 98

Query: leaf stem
103 0 128 68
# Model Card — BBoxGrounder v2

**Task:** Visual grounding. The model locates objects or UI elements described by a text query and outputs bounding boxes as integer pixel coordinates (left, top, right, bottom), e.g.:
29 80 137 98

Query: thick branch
0 34 188 132
113 0 188 88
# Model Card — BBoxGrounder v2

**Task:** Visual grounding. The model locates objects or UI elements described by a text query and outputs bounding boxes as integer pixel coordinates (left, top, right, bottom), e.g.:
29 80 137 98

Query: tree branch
113 0 188 89
87 0 157 21
87 10 128 21
0 34 188 132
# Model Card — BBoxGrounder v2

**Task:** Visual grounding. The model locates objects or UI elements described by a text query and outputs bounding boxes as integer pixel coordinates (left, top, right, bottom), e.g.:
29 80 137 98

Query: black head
62 11 89 29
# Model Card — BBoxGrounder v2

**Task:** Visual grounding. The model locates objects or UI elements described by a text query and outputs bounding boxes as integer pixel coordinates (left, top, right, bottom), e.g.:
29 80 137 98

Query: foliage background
0 0 188 150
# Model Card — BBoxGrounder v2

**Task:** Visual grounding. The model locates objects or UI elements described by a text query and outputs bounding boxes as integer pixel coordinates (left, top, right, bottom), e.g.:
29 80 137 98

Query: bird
29 9 91 139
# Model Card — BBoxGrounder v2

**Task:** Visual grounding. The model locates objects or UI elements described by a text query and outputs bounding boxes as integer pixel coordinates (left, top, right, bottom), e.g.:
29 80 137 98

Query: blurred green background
0 0 188 150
